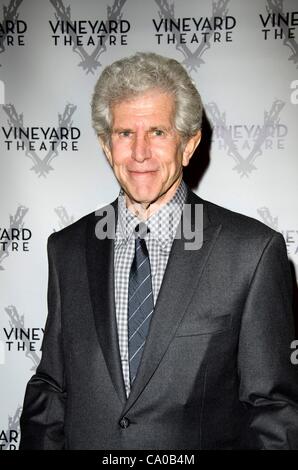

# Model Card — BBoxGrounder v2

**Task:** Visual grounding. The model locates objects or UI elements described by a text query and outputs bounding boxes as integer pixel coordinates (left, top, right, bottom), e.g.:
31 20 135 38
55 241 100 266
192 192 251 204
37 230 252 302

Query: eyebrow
112 125 172 133
112 127 133 133
149 126 171 132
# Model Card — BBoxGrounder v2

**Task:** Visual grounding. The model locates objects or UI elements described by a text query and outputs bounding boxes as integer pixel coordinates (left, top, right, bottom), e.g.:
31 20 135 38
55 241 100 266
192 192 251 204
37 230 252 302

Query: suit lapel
121 189 222 415
85 199 127 405
85 188 222 413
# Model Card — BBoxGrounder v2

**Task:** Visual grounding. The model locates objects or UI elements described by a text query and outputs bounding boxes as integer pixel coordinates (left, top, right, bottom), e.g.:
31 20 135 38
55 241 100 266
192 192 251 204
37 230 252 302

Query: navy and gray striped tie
128 222 154 385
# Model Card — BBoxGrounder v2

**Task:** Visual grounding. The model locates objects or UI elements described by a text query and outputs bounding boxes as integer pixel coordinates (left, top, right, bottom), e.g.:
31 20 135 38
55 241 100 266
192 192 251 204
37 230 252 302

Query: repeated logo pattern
0 0 24 62
205 100 285 177
265 0 298 67
50 0 128 74
0 0 297 450
4 306 41 370
0 406 22 450
154 0 231 72
2 103 77 176
0 205 28 271
53 206 75 231
257 207 279 230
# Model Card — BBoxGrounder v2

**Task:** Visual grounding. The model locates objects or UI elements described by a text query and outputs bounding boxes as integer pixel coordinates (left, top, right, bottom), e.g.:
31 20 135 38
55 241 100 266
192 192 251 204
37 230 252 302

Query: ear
182 130 201 167
98 136 112 166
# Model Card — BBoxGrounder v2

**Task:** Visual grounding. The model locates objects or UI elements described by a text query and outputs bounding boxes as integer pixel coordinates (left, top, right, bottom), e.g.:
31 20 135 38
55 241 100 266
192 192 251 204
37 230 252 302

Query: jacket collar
85 185 222 409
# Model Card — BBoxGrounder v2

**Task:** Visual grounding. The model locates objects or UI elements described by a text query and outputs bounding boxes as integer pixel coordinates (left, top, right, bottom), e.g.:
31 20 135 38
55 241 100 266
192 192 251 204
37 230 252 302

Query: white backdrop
0 0 297 450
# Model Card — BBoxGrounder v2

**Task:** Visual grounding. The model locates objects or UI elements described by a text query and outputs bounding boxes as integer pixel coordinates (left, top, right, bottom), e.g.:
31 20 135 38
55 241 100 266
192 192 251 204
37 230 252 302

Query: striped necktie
128 222 154 385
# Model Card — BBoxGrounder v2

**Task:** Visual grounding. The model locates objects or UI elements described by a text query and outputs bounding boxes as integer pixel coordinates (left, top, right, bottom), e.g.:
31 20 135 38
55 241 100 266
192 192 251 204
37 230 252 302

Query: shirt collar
116 179 187 249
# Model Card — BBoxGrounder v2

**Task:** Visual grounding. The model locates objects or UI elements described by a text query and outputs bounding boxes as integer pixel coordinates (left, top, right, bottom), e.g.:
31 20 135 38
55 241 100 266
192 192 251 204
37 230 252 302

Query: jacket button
119 417 130 429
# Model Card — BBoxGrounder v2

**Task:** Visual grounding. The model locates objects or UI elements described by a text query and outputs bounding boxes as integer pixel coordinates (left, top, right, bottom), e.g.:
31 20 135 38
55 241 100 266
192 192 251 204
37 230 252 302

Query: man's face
101 89 201 209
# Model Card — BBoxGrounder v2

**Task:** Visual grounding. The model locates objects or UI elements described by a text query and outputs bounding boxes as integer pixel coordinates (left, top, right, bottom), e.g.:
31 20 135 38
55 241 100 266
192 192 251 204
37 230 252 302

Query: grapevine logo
0 205 30 271
257 206 278 231
257 207 298 257
53 206 74 231
0 406 21 450
260 0 298 67
1 103 80 177
2 306 42 370
49 0 130 74
205 99 287 177
153 0 236 72
0 0 27 65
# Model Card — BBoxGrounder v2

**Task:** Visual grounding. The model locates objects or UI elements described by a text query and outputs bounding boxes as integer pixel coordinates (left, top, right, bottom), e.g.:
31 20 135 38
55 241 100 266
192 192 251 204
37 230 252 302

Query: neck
125 176 182 221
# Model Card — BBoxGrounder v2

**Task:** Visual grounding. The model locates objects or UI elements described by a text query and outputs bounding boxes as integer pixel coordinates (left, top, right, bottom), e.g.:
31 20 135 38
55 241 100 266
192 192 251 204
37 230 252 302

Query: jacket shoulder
208 200 276 238
47 198 117 250
189 190 279 242
48 211 93 246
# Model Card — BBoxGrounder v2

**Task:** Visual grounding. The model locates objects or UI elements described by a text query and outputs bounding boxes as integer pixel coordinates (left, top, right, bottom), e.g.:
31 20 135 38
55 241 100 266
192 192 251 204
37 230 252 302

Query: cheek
155 142 182 167
151 140 179 159
110 141 131 164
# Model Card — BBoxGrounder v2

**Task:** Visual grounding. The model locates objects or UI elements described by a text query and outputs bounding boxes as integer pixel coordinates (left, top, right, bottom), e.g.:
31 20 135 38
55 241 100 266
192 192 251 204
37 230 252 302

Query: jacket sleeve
238 232 298 449
19 233 66 449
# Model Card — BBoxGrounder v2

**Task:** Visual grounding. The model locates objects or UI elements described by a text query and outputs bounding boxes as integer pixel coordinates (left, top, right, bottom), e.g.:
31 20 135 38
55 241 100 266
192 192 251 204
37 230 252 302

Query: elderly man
20 52 298 450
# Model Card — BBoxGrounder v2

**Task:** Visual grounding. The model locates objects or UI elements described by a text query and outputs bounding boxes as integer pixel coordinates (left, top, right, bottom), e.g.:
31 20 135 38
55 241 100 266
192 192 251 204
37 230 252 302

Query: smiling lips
128 170 158 175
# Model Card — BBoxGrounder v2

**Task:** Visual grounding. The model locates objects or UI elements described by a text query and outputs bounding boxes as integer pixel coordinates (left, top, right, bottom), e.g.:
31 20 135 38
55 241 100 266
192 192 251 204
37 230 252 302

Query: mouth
128 170 158 175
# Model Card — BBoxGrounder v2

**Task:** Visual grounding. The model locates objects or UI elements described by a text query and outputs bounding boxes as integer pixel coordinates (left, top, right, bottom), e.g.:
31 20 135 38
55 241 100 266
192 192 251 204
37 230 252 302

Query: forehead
111 89 175 126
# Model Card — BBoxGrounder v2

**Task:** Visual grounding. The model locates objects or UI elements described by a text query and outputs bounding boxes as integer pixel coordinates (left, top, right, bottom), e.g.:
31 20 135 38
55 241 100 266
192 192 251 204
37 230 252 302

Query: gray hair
91 52 203 147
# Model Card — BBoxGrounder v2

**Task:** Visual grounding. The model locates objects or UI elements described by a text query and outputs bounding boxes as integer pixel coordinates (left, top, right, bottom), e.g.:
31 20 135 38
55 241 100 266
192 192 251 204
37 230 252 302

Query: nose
132 131 151 163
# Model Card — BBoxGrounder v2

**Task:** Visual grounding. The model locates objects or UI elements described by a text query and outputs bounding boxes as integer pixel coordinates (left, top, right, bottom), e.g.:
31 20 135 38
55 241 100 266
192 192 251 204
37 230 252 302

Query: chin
128 188 160 206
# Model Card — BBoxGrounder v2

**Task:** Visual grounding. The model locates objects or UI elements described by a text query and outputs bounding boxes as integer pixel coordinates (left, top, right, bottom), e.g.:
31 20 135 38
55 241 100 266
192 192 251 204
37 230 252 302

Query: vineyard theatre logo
257 207 298 257
153 0 236 72
0 406 22 450
0 0 27 64
49 0 130 74
2 306 42 370
260 0 298 66
205 99 287 177
53 206 74 232
1 103 80 177
0 205 30 271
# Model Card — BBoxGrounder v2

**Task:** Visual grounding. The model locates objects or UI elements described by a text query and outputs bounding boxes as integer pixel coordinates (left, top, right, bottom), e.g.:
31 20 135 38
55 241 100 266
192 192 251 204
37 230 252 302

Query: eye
152 129 165 136
119 130 132 137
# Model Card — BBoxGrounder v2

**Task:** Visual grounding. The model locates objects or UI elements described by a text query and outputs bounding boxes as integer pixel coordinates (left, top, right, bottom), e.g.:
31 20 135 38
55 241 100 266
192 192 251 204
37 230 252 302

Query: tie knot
133 222 150 239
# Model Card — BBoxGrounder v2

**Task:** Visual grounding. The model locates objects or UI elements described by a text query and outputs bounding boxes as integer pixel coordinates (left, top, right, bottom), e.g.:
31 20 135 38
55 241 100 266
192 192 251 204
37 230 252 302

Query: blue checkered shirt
114 179 187 398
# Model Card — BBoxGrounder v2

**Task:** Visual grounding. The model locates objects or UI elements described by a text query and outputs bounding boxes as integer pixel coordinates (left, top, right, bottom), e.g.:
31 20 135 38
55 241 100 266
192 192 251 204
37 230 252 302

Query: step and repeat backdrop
0 0 297 450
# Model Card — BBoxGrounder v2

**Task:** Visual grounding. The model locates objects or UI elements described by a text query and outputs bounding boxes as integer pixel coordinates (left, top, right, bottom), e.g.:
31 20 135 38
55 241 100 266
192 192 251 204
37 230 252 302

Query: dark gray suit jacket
19 187 298 449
